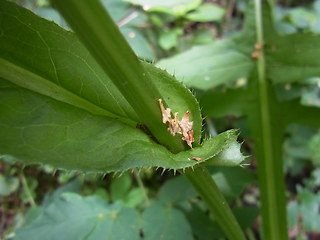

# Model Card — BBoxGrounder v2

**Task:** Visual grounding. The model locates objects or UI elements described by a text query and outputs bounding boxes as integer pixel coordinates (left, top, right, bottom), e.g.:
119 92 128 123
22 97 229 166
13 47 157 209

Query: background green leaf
15 193 141 240
156 1 256 90
142 201 193 240
266 33 320 84
125 0 201 17
185 3 226 23
297 186 320 231
157 41 253 90
0 175 19 197
110 173 132 202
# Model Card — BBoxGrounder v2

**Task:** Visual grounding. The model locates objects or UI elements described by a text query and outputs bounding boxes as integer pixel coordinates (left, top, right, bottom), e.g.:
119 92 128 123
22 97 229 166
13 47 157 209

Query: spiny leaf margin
0 0 202 145
0 79 242 173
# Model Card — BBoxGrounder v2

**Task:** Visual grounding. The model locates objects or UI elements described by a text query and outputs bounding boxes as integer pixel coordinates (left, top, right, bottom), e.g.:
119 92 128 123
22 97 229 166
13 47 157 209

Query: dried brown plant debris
191 157 203 161
158 99 194 148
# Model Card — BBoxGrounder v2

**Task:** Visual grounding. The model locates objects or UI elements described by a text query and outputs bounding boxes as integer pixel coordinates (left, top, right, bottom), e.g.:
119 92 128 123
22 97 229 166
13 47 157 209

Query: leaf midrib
0 57 136 126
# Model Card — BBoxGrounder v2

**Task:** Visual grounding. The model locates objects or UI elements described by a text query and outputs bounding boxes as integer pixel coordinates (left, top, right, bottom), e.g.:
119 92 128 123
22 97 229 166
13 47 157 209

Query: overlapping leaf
157 41 253 90
0 0 137 122
0 0 244 173
0 0 204 139
0 77 243 172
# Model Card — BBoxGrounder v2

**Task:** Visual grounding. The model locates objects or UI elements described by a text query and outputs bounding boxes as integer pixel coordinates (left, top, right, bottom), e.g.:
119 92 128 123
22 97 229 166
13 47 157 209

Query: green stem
133 170 150 206
52 1 246 239
19 169 36 207
246 228 256 240
52 0 185 153
183 166 246 240
254 0 288 239
235 198 256 240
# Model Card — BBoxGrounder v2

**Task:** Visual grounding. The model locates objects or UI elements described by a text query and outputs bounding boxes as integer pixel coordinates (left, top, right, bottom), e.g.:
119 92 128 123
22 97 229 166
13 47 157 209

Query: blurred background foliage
1 0 320 239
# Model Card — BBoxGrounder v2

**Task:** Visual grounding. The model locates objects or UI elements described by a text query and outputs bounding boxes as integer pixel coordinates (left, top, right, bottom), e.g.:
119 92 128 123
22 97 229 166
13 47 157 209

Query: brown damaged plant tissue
158 99 194 148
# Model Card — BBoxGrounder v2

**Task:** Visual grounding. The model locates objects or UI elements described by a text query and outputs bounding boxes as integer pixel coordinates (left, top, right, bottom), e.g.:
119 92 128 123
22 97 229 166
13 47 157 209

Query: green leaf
94 188 110 202
15 193 141 240
0 0 203 151
190 1 320 238
297 186 320 231
301 86 320 108
204 138 244 166
200 88 252 118
181 203 259 240
33 7 69 30
125 0 202 17
123 188 145 208
190 29 215 45
95 0 156 60
310 168 320 187
266 33 320 84
185 3 226 23
173 193 258 240
184 203 224 240
34 1 155 60
309 132 320 165
283 124 315 175
158 166 255 205
143 62 202 145
274 22 297 34
284 7 317 29
0 77 242 172
158 175 196 203
156 1 256 90
110 173 132 201
183 165 246 240
42 178 81 207
101 0 130 23
210 166 256 202
284 124 315 159
0 0 137 123
120 26 155 60
233 206 260 230
0 175 19 197
287 200 299 228
0 2 247 240
159 28 183 50
157 40 254 90
20 176 38 204
142 201 193 240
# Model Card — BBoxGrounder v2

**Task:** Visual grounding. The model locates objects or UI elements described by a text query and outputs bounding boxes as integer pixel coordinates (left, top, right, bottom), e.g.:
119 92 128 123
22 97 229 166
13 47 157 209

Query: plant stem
52 0 185 153
117 11 139 27
183 165 246 240
236 197 256 240
52 1 246 239
19 169 36 207
254 0 288 239
133 170 150 206
246 228 256 240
